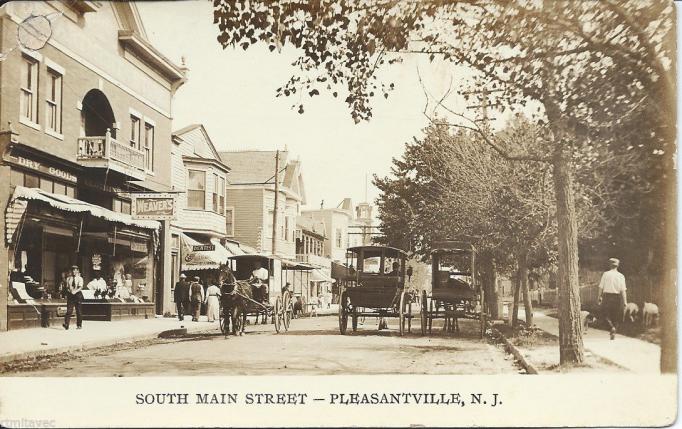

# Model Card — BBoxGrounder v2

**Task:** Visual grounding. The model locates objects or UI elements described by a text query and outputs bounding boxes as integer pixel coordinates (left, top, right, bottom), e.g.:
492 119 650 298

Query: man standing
63 265 84 330
189 276 204 322
174 274 189 321
597 257 628 340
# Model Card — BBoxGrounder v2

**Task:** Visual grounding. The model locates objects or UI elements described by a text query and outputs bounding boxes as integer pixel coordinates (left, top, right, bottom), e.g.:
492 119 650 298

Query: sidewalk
0 316 218 364
532 309 661 373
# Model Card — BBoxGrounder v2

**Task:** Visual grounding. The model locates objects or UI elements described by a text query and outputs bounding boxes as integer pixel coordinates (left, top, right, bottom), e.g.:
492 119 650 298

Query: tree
214 0 675 368
374 119 559 329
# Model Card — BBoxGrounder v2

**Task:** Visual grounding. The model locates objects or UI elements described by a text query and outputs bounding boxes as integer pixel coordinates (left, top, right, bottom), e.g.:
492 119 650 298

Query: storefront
5 186 159 329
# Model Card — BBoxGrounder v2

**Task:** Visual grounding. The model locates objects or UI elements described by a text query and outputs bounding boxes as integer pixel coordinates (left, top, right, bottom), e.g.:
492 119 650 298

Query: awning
281 259 315 271
181 234 231 271
311 268 335 283
6 186 160 245
331 261 352 280
222 240 245 256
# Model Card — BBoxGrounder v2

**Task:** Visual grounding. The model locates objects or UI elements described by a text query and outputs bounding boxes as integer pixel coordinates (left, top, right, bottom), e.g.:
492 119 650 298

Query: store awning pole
76 216 84 253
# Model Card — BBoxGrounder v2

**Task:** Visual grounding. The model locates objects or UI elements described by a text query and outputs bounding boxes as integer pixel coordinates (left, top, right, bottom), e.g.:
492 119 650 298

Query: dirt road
6 316 522 376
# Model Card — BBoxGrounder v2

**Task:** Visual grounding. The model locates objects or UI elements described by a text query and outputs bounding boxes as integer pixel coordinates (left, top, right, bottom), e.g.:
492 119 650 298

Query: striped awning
181 234 232 271
6 186 160 246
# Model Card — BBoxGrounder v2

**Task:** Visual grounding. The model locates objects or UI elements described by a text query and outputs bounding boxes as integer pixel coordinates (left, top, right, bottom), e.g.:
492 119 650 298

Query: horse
218 267 249 336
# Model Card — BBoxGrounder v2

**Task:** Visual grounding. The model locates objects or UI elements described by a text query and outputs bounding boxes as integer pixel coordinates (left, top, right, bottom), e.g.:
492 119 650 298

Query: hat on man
193 276 200 281
180 273 187 279
70 265 79 270
609 258 620 267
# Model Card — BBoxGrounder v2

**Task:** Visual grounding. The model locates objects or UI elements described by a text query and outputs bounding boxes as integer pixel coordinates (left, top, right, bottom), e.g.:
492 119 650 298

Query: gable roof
173 124 221 160
219 150 289 185
297 216 327 238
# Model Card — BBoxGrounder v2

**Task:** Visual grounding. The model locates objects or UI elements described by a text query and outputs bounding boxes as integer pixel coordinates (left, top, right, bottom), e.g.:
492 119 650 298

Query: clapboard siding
227 188 263 250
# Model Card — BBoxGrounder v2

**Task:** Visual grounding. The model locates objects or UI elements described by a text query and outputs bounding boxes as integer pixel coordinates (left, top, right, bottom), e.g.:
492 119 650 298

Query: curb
0 326 216 365
488 322 539 375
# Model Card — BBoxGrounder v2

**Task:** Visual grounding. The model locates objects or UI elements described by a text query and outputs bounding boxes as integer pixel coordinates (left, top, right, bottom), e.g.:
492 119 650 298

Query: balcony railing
77 131 146 178
296 253 331 268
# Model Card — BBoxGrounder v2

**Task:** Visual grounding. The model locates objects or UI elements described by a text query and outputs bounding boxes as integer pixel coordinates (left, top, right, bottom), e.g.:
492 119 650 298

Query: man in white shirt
63 265 84 330
250 260 269 303
597 258 627 340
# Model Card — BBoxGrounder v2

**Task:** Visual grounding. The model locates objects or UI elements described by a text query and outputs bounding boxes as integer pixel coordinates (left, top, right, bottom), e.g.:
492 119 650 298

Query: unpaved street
10 316 522 376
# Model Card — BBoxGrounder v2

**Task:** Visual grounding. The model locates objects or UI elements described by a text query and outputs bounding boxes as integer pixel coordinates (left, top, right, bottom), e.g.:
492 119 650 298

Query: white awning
6 186 160 245
310 268 335 283
181 234 232 271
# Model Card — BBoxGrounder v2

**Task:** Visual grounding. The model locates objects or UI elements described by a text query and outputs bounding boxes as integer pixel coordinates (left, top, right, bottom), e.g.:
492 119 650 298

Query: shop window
225 207 234 236
121 200 131 215
171 234 180 250
130 115 140 149
24 173 39 189
20 56 39 124
39 177 53 193
65 185 75 198
10 169 24 187
113 198 132 215
144 122 154 171
53 182 66 195
187 169 206 209
46 69 62 134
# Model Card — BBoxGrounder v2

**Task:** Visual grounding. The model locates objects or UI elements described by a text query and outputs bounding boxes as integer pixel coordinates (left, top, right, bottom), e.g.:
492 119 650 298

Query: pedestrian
205 279 221 323
174 273 189 321
189 276 204 322
597 257 628 340
63 265 84 330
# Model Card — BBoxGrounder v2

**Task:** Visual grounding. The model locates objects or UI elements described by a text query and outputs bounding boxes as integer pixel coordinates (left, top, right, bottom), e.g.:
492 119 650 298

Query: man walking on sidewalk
174 274 190 321
597 258 628 340
63 265 84 330
189 276 204 322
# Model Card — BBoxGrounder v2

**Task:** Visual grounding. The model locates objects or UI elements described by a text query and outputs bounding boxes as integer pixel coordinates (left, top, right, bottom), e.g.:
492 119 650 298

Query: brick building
0 1 186 329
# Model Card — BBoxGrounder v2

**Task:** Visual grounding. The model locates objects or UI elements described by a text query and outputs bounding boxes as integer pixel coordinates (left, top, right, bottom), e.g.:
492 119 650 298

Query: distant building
219 150 305 259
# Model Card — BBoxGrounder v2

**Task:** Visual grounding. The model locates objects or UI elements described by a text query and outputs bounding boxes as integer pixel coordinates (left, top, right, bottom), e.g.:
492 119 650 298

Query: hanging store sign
131 193 177 220
130 242 148 253
192 244 215 252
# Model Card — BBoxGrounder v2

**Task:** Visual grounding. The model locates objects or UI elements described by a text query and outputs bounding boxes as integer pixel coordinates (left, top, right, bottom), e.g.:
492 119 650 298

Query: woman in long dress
205 281 221 322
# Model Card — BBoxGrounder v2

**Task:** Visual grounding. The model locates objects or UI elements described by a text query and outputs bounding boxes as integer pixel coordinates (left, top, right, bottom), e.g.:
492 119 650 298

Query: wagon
337 245 414 335
421 241 485 338
219 254 307 335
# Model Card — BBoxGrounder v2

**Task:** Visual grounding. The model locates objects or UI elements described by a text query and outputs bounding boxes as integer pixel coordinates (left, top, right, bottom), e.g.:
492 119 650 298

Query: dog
623 302 639 324
642 302 659 328
580 310 597 332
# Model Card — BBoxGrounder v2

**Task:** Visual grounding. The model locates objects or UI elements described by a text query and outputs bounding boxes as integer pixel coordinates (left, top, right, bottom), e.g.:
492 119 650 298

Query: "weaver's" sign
132 193 177 220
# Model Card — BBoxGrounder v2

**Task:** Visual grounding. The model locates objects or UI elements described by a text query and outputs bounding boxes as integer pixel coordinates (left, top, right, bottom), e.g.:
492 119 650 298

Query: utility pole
271 150 280 256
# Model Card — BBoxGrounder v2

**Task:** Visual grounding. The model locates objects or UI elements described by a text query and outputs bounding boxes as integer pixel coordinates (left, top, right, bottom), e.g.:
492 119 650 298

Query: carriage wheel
283 291 292 332
219 308 228 336
420 290 428 335
399 291 407 336
274 297 282 333
338 291 349 335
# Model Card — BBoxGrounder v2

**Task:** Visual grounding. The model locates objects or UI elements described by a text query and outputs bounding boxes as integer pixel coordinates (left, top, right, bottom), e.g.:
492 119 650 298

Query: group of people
173 260 271 323
173 274 219 322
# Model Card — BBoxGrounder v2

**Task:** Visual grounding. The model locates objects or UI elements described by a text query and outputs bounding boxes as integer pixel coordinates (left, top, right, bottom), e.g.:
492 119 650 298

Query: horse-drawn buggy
337 245 415 335
218 254 313 336
420 241 485 338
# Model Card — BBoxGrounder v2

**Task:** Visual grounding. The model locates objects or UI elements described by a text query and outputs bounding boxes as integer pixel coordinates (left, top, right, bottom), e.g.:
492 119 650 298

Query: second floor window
20 57 38 124
46 69 62 133
187 170 206 209
225 207 234 236
144 122 154 171
130 115 140 149
212 174 225 215
336 228 342 248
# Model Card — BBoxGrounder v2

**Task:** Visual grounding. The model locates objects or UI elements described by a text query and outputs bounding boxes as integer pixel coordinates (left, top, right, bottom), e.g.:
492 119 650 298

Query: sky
137 0 468 211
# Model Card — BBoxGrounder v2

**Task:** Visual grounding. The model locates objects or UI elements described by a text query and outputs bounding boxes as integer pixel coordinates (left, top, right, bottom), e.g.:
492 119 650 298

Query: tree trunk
520 253 533 326
482 254 499 319
553 148 584 364
511 265 521 331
